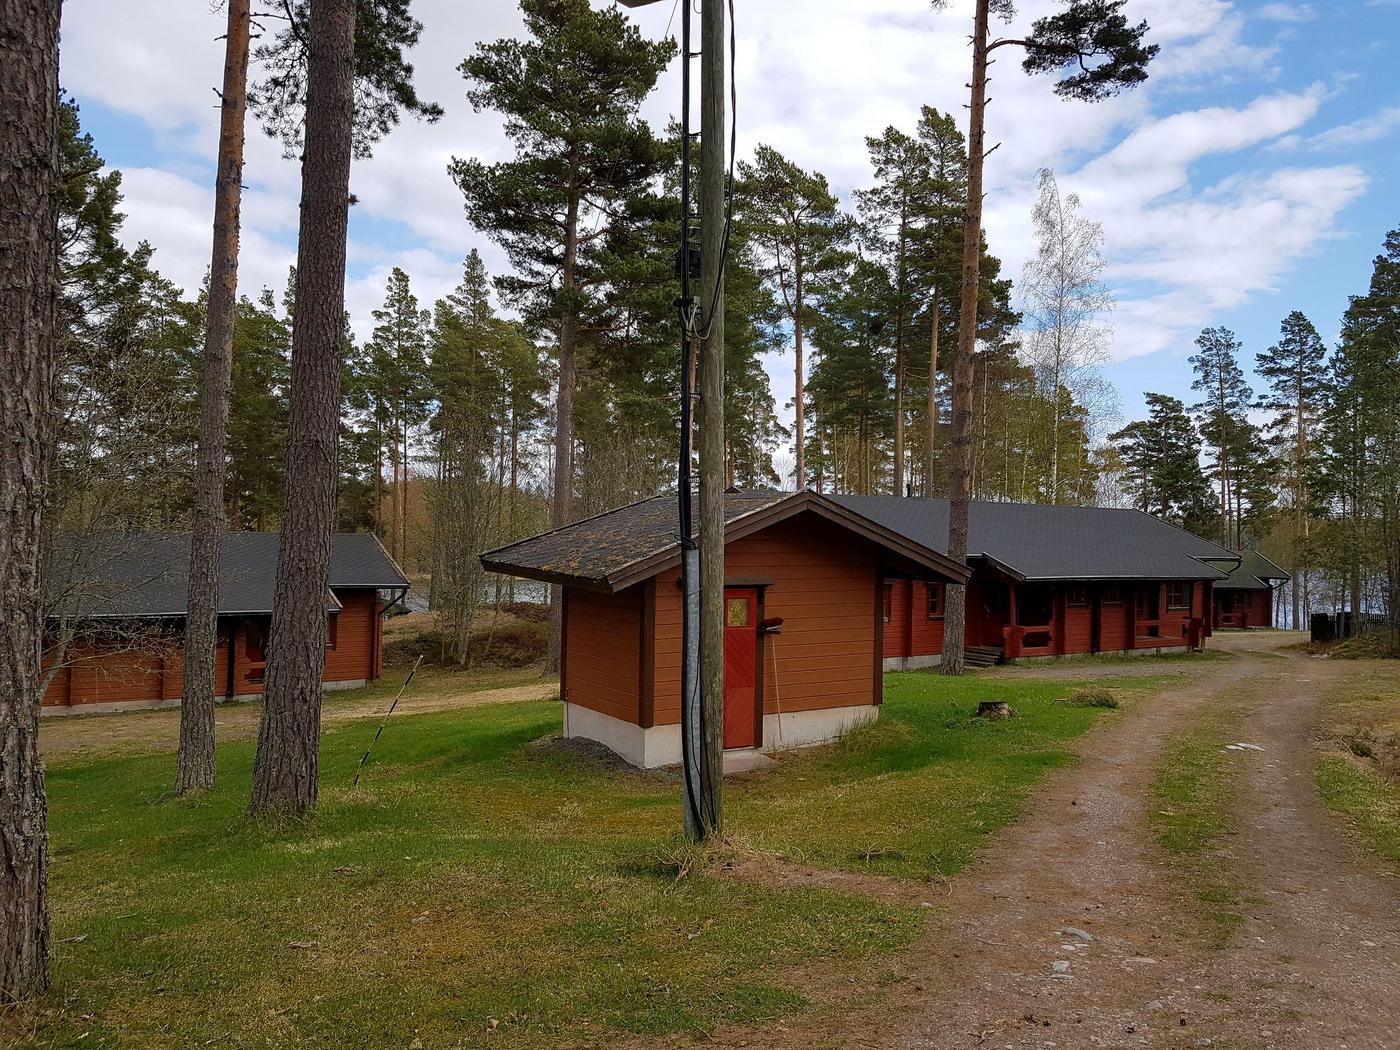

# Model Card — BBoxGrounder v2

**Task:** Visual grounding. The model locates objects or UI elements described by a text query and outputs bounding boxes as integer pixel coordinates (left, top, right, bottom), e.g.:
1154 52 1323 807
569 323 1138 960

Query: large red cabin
828 496 1242 668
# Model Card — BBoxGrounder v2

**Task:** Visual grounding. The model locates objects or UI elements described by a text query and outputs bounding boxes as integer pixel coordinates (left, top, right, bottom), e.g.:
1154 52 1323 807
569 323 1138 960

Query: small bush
499 601 550 624
1329 632 1400 660
468 618 548 668
1058 687 1120 709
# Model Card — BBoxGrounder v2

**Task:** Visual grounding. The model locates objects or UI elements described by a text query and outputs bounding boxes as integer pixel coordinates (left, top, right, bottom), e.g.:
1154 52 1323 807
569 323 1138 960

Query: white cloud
60 0 1380 430
1303 106 1400 151
1258 3 1315 22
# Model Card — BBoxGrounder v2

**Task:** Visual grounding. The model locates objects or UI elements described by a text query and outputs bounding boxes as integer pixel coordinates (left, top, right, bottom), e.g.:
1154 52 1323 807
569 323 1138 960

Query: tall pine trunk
793 261 806 490
0 0 60 999
941 0 990 676
925 290 939 497
250 0 357 815
546 194 580 673
178 0 251 795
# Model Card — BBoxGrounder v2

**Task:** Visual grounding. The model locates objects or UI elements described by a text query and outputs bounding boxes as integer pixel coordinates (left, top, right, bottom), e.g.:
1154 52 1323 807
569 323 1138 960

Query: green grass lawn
25 668 1168 1049
1314 663 1400 876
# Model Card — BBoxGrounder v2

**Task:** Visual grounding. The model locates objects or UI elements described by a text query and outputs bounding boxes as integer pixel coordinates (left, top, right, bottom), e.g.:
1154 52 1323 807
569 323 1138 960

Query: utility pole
696 0 727 838
621 0 726 840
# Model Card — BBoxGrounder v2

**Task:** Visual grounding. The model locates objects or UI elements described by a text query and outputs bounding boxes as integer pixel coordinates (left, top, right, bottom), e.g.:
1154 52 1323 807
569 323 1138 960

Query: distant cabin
1211 548 1290 629
482 491 1241 768
43 532 409 715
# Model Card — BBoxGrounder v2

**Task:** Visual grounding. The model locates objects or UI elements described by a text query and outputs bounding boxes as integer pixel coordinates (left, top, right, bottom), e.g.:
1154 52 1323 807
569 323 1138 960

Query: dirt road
663 633 1400 1049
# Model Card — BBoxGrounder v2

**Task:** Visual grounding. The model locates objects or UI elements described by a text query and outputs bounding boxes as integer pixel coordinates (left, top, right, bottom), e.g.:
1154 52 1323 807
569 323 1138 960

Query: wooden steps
964 645 1004 669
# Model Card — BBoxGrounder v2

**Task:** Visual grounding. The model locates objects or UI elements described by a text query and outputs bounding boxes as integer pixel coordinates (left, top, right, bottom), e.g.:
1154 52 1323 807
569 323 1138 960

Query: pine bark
925 289 939 496
792 256 806 489
250 0 357 814
0 0 61 1000
546 193 581 672
178 0 251 795
941 0 990 676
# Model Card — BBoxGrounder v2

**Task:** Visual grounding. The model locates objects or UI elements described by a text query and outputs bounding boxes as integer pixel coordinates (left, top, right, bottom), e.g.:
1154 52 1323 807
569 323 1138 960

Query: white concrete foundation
883 654 942 671
563 701 880 769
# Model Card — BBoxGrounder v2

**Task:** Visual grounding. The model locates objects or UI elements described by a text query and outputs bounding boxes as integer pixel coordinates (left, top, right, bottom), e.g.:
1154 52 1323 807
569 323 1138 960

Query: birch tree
1019 168 1113 503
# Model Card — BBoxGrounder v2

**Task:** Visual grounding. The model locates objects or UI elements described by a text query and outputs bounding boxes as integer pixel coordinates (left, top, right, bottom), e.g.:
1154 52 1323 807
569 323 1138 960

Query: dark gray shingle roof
828 495 1238 581
480 491 789 589
1216 548 1290 590
49 531 408 620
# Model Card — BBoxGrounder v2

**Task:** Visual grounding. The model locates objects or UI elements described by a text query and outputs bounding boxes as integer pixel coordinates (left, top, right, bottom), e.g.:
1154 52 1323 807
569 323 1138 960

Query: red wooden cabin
482 490 970 768
1212 549 1290 629
43 532 408 714
831 496 1239 669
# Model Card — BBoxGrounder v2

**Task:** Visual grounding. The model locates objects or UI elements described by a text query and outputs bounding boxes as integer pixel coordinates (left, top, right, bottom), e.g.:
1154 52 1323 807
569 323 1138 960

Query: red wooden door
980 582 1008 647
723 589 758 749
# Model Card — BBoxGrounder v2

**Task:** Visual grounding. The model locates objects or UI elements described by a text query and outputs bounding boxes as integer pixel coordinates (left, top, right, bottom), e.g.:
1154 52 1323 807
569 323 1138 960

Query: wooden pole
695 0 727 838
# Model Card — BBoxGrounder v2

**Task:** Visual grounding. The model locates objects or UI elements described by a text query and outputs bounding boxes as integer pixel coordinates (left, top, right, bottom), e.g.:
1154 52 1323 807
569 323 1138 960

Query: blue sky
61 0 1400 443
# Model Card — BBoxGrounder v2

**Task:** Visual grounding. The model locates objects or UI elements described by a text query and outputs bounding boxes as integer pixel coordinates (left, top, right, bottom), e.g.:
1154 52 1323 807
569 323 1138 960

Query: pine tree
856 127 931 494
1320 227 1400 644
1 0 61 1000
365 267 430 566
227 290 291 530
739 145 850 489
931 0 1157 674
178 0 252 795
1190 326 1253 548
1110 393 1217 534
1256 309 1328 626
453 0 672 668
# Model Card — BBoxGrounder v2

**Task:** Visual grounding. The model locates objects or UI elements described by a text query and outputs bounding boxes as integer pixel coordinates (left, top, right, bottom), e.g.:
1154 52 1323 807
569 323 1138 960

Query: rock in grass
976 701 1016 720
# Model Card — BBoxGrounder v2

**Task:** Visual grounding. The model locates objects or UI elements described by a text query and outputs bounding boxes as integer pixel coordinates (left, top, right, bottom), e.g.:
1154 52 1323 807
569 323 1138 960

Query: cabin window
883 582 894 624
927 582 944 619
1066 586 1089 608
1167 582 1190 609
244 619 268 682
1102 585 1122 606
326 613 338 650
725 596 750 628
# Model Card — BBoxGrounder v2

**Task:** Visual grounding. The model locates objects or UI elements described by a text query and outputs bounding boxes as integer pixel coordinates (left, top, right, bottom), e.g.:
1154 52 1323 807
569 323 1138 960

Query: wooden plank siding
43 587 383 710
649 513 881 725
561 585 642 726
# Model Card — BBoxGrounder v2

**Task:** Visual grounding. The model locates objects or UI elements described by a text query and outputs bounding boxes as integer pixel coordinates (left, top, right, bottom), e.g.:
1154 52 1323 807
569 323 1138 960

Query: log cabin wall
650 512 881 726
561 585 643 727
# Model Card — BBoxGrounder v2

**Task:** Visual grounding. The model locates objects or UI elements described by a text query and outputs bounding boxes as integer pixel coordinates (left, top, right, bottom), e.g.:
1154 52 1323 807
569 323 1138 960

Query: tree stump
976 701 1016 720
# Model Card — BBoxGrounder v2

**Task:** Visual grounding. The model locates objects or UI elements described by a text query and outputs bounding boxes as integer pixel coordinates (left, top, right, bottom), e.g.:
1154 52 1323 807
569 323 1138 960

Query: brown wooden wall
561 585 643 725
882 579 946 659
43 587 382 710
650 512 880 725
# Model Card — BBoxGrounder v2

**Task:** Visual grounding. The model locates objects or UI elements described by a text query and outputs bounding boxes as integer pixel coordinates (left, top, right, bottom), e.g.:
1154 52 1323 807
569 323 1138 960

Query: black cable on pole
675 0 704 837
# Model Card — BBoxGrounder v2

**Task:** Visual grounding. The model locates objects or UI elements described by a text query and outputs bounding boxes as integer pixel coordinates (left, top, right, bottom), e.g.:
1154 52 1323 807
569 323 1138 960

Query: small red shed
481 490 969 767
